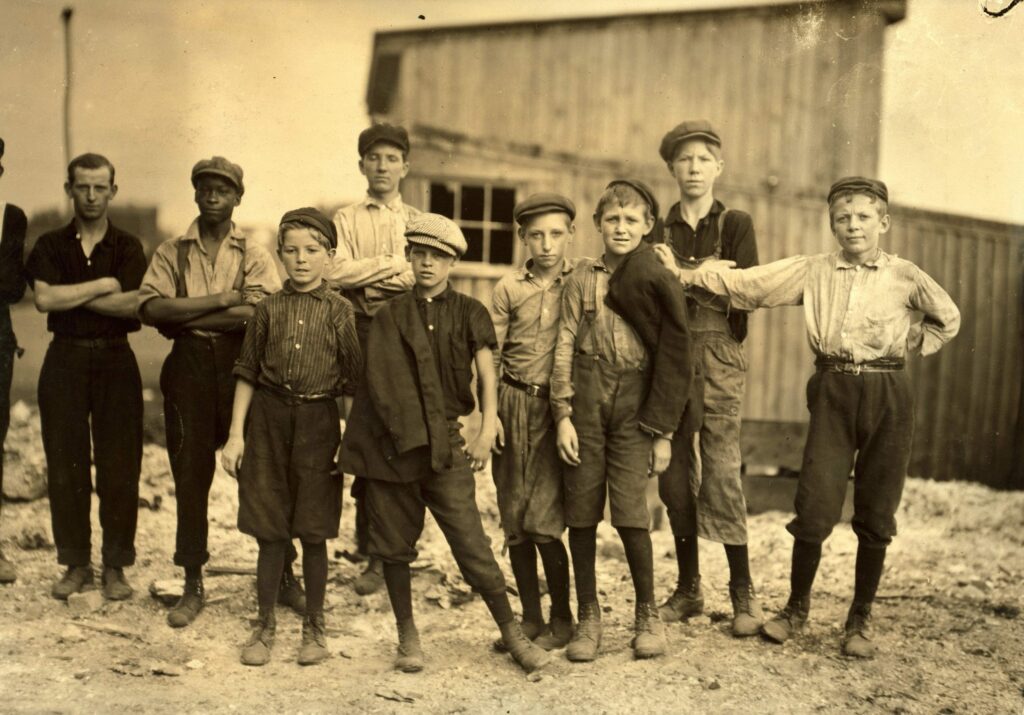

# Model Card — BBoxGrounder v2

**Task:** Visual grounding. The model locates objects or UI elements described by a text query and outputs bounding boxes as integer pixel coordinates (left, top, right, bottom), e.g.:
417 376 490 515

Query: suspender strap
231 238 247 291
576 265 598 350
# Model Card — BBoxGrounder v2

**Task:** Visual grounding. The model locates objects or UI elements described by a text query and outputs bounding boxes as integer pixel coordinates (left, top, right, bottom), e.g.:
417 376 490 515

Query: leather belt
815 356 905 375
261 382 335 404
53 335 129 349
502 373 550 399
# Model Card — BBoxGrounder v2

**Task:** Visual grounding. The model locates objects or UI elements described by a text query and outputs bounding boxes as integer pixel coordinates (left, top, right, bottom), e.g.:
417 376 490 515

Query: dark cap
191 156 244 195
513 193 576 224
659 120 722 162
604 179 660 221
827 176 889 205
358 123 410 157
279 207 338 249
405 213 468 258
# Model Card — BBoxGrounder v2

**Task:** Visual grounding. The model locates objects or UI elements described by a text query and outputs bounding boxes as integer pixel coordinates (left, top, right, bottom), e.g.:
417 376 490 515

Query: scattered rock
67 590 105 616
526 671 543 683
111 660 147 677
73 670 91 680
185 659 204 670
959 585 986 601
58 625 85 644
705 679 721 691
151 662 183 677
138 494 163 511
149 580 184 606
16 526 51 550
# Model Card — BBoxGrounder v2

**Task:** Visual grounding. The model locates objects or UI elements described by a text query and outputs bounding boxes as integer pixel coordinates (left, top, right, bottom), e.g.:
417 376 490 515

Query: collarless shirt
689 249 961 362
329 193 422 316
233 281 362 396
412 284 497 419
26 221 147 337
550 257 647 423
491 257 576 387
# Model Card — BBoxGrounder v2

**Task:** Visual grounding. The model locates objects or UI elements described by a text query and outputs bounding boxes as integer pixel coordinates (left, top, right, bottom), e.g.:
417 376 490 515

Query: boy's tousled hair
277 221 333 251
827 191 889 223
594 183 653 222
66 153 116 185
517 209 573 237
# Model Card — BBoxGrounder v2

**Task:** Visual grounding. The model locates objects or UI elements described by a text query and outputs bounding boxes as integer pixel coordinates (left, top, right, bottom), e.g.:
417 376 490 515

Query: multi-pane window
428 181 516 264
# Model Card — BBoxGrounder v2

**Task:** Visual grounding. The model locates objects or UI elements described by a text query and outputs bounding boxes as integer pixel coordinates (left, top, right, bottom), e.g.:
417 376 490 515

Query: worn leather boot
297 612 329 665
566 601 602 662
761 595 810 644
52 565 94 600
534 615 574 650
240 612 276 666
102 567 134 601
500 620 552 673
632 601 667 659
278 570 307 615
729 582 764 637
0 547 16 584
394 618 425 673
841 601 878 659
167 577 205 628
493 618 544 653
659 576 704 623
354 558 384 596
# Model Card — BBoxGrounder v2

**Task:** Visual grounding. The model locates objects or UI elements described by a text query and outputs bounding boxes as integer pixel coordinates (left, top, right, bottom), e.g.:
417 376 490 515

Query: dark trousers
161 333 242 567
350 312 372 553
0 310 16 519
365 425 507 596
787 370 914 548
38 339 143 567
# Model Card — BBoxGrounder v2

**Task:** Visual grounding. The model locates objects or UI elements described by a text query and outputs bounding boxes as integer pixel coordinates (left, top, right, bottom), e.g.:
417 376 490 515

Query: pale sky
1 0 1021 232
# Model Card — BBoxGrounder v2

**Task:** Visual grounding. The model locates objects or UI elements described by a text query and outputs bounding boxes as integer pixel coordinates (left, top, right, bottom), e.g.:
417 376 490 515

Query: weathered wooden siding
403 137 1023 488
373 1 896 199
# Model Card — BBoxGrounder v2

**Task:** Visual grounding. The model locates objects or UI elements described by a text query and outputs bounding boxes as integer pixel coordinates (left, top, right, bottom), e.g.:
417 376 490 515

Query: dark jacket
605 243 699 435
1 203 27 306
338 291 452 483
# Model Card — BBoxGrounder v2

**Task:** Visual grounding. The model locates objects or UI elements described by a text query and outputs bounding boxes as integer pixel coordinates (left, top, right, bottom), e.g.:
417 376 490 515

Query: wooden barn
362 0 1024 489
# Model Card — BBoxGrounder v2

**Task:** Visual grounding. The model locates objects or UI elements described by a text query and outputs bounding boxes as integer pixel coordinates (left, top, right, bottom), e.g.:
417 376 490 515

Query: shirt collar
516 256 576 281
415 282 453 303
834 249 891 270
665 198 724 226
282 280 329 299
62 220 116 248
364 194 404 212
182 218 247 247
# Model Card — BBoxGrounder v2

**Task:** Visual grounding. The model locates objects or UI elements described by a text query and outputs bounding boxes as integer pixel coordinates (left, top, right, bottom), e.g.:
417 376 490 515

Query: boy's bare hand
649 436 671 478
556 418 581 466
652 244 678 274
465 433 493 472
696 258 737 276
492 416 505 455
221 435 244 479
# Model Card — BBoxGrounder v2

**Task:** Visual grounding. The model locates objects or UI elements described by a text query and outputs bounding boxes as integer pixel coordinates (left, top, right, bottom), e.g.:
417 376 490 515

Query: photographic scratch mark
980 0 1022 17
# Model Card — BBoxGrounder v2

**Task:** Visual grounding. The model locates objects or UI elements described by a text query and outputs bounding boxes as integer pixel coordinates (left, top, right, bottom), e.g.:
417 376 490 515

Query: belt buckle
839 363 862 375
525 384 541 398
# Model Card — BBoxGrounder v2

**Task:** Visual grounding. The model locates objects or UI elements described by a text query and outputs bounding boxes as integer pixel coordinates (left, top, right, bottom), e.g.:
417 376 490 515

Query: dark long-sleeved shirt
0 203 27 306
233 281 362 396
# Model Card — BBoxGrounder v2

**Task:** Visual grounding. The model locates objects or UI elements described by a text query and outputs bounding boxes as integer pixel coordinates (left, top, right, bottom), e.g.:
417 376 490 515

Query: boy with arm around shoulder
221 208 361 667
656 176 961 658
490 193 578 650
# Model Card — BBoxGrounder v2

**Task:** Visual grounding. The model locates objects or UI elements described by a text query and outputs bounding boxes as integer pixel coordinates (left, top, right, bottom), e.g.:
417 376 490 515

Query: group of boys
0 116 959 672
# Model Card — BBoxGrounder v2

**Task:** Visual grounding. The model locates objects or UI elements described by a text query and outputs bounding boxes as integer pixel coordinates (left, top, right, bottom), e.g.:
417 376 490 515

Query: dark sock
568 526 598 609
536 539 572 621
508 542 543 624
284 541 298 577
724 544 751 588
301 540 327 616
674 533 700 586
383 562 413 622
256 539 288 616
184 565 202 583
853 544 887 604
617 527 655 605
481 589 515 626
790 539 822 603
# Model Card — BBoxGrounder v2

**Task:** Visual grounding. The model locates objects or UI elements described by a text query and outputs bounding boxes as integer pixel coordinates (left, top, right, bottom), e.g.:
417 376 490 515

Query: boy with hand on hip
490 193 577 651
655 177 960 658
221 208 361 667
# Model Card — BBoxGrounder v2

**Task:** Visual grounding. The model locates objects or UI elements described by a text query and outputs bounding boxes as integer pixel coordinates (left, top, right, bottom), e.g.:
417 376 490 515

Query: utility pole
61 7 73 172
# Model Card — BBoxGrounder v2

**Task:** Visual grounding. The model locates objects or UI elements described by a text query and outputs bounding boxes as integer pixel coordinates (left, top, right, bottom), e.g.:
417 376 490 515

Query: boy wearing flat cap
655 120 765 637
655 176 960 658
222 208 361 667
551 180 692 662
139 157 288 629
329 122 421 596
489 193 577 651
340 213 550 675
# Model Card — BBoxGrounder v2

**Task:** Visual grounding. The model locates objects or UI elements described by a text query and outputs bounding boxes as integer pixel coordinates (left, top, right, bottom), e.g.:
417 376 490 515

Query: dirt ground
0 405 1022 715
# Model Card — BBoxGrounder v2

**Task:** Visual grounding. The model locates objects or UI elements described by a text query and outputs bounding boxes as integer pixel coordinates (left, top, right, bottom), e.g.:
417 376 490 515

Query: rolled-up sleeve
241 244 282 304
550 271 584 424
910 266 960 356
136 240 179 311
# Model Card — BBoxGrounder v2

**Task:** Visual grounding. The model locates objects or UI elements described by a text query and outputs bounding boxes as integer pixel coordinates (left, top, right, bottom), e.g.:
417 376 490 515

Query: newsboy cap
191 156 244 195
358 123 410 157
513 193 577 224
279 207 338 249
404 213 468 258
658 120 722 162
826 176 889 205
605 179 660 222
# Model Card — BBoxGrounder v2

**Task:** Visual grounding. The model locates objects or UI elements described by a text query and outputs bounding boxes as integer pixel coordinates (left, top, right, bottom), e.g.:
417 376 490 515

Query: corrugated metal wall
404 139 1023 488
